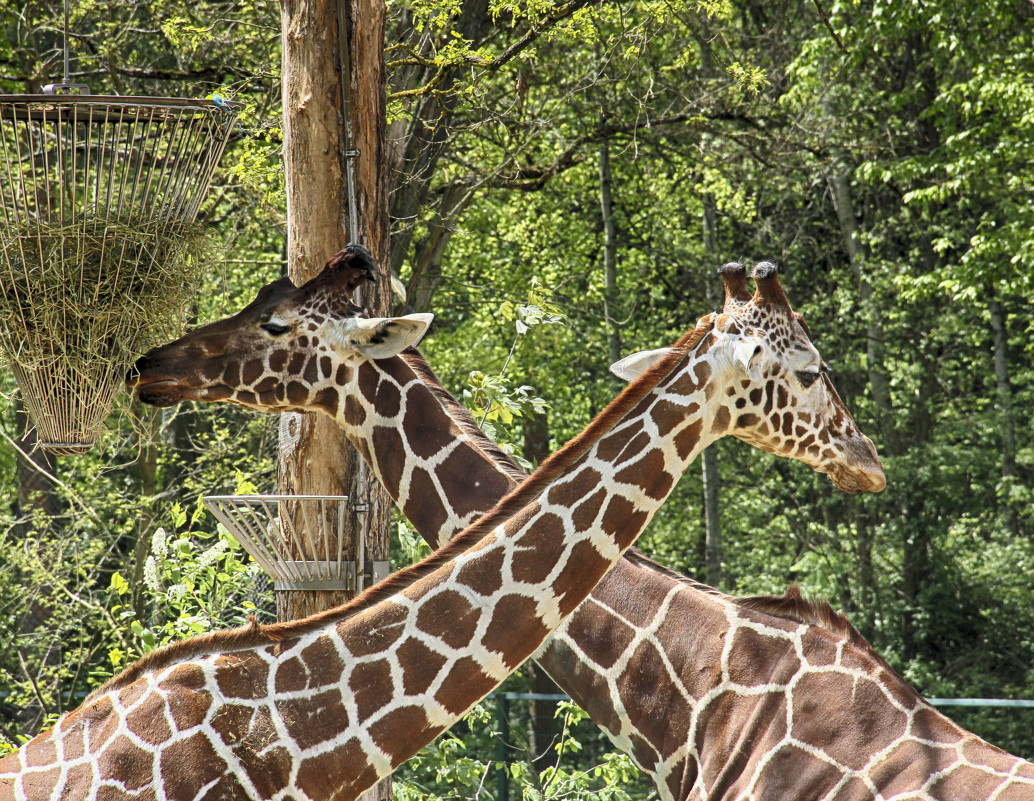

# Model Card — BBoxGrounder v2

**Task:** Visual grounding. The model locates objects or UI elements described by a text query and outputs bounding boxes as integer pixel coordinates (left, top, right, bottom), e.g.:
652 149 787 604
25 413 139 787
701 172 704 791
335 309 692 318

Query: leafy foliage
1 0 1034 787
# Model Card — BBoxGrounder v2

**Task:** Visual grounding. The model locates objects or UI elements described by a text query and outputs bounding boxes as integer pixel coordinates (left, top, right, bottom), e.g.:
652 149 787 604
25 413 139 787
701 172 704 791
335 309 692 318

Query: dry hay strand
0 212 211 451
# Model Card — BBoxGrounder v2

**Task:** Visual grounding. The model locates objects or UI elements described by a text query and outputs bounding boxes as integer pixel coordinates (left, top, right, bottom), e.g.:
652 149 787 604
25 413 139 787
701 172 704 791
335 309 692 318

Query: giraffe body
4 255 883 799
118 247 1025 797
123 247 1033 799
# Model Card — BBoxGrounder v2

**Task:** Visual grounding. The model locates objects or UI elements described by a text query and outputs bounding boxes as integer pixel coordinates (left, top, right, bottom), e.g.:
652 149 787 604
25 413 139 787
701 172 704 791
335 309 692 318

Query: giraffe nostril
126 354 153 385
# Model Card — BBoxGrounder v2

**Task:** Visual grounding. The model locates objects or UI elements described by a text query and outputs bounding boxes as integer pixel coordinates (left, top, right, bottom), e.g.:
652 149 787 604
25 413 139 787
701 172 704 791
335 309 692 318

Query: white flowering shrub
108 494 268 669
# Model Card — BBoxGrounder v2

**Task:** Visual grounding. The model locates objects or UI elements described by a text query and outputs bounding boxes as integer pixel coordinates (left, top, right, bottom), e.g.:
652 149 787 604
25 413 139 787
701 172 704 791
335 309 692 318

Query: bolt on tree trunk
279 1 392 798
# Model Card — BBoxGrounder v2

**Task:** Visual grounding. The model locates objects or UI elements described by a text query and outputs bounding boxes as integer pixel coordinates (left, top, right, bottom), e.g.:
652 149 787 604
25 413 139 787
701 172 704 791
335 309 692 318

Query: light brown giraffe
0 254 879 801
126 247 1034 800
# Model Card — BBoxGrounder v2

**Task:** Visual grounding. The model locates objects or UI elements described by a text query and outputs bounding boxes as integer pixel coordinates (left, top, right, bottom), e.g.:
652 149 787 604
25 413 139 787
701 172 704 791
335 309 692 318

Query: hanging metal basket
204 494 386 592
0 90 239 453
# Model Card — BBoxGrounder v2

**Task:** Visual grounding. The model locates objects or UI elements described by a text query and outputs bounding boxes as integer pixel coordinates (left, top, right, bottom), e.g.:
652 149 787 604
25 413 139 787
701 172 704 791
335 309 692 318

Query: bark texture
278 3 392 796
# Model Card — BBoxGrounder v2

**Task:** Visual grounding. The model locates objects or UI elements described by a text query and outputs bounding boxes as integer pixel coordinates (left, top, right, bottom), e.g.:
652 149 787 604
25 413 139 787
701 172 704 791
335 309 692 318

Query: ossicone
717 261 751 308
324 243 378 293
751 260 791 310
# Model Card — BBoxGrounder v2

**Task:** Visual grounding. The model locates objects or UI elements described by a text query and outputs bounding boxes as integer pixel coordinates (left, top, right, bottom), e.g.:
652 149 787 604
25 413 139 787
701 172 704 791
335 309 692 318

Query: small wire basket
204 494 367 592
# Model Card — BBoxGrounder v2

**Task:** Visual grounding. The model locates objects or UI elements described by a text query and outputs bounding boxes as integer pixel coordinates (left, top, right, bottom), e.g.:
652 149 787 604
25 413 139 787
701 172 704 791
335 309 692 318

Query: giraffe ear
733 337 765 381
609 347 678 382
337 313 433 359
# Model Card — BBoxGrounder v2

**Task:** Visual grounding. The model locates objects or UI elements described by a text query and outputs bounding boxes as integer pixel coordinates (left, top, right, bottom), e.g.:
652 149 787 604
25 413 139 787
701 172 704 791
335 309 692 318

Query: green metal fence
928 697 1034 761
490 693 1034 801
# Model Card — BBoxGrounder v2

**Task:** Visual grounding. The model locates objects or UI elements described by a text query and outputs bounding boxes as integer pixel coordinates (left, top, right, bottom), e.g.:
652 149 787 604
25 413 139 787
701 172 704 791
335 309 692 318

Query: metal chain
336 0 361 246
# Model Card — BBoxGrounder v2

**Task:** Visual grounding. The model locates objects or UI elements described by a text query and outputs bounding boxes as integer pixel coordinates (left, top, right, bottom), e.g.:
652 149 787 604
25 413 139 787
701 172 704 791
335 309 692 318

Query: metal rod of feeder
202 494 385 593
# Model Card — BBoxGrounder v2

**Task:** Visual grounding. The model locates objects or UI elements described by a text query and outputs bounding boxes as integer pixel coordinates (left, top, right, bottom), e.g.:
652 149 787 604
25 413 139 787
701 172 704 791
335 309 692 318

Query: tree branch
445 111 762 192
811 0 848 54
464 0 598 69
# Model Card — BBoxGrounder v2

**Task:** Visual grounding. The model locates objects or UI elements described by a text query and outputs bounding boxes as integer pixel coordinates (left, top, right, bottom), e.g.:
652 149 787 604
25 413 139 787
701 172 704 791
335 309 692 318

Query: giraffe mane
621 547 729 598
622 553 919 698
736 585 863 641
94 314 717 700
399 348 526 484
735 585 920 697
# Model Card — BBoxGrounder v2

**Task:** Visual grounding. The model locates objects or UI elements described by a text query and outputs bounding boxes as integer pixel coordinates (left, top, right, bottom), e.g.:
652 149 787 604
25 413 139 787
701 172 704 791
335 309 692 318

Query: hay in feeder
0 210 211 452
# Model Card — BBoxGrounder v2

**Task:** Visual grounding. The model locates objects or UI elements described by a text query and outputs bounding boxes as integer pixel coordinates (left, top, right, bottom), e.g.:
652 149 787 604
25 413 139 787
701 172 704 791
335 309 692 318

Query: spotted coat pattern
124 252 1032 800
15 290 716 799
0 252 996 801
120 250 1034 801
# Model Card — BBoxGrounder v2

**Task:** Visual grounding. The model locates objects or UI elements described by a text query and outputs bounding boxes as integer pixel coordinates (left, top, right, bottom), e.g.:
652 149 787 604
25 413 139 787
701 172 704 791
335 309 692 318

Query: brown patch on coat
434 657 496 716
415 589 482 650
481 594 550 668
349 659 396 722
277 689 347 751
511 513 568 584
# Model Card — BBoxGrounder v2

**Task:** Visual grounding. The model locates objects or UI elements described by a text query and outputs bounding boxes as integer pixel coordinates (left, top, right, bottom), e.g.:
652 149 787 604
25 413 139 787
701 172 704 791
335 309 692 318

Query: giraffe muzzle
126 357 192 406
130 378 188 407
827 435 886 493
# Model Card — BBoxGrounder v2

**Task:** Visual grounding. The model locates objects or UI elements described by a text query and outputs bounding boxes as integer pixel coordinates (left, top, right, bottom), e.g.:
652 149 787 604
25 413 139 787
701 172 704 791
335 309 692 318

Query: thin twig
18 651 51 720
0 425 73 496
811 0 848 54
479 329 523 427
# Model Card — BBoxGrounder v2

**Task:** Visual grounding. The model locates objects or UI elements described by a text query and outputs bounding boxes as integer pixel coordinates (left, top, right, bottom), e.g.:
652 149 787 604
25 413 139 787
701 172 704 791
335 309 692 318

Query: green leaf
110 572 129 596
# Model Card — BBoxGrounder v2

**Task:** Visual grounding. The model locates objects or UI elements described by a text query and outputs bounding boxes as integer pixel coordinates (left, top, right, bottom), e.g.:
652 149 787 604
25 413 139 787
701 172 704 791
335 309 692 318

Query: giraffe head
611 262 885 493
127 245 432 411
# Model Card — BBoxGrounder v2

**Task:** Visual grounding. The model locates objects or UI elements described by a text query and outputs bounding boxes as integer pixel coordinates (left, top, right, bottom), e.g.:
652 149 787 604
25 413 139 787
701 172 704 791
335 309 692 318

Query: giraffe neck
317 348 720 546
301 346 734 783
281 349 1034 800
338 351 524 546
0 332 721 801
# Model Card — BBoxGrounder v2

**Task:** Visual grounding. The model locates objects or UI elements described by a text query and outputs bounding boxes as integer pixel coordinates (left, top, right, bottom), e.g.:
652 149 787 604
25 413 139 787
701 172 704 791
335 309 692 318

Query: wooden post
278 0 392 796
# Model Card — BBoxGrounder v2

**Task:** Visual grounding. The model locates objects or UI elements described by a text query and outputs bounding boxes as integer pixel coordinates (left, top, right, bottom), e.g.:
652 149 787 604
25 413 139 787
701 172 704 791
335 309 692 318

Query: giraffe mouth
826 462 887 494
127 372 213 407
129 378 191 407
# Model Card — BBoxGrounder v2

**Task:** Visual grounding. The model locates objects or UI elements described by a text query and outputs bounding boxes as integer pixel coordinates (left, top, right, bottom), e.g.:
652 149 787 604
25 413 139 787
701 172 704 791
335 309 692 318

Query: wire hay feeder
0 89 239 453
203 494 390 592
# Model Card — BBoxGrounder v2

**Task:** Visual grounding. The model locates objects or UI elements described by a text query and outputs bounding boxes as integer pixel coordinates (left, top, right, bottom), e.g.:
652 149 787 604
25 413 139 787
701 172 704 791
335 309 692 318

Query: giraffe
125 246 1034 800
2 254 880 801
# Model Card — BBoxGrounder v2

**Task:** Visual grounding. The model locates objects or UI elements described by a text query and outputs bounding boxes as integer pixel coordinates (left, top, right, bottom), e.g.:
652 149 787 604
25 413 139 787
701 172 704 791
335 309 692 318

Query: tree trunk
13 401 61 535
989 288 1019 535
826 168 896 452
404 183 475 313
701 195 722 587
386 0 491 280
521 410 563 772
131 405 162 620
899 348 937 662
599 138 622 372
11 401 61 735
854 505 876 636
279 2 392 798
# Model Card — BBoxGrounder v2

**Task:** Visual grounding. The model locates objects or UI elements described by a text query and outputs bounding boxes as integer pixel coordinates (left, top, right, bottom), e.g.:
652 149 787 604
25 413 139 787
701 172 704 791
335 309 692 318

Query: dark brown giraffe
122 247 1034 799
3 253 882 800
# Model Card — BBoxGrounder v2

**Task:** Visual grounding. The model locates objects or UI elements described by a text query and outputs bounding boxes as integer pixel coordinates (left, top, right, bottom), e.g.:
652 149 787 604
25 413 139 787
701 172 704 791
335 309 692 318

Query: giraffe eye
261 322 291 337
797 369 821 388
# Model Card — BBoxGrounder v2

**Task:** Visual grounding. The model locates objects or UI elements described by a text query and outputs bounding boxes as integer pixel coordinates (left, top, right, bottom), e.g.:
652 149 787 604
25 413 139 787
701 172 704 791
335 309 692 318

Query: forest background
1 0 1033 797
